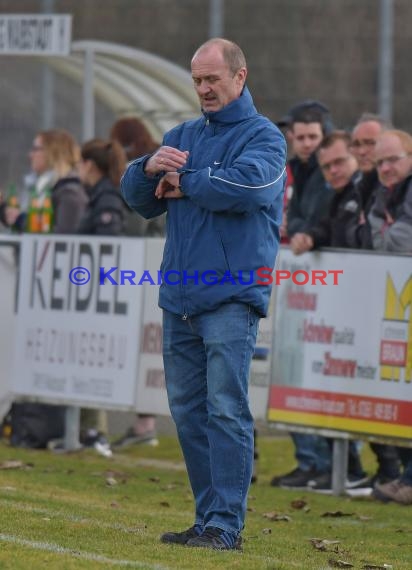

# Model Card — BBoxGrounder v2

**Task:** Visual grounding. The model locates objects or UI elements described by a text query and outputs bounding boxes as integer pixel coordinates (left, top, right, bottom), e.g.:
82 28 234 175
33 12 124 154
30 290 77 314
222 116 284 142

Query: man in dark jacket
290 131 360 253
289 131 373 492
286 103 334 238
347 113 389 249
121 38 286 550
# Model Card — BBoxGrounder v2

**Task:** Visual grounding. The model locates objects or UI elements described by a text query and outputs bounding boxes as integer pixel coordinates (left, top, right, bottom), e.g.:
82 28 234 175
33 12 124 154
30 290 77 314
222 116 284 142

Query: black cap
277 99 332 132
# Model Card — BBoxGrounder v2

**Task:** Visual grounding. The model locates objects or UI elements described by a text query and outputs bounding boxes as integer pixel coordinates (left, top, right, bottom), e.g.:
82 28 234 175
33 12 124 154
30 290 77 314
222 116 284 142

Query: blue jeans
163 303 259 535
398 447 412 485
292 433 331 473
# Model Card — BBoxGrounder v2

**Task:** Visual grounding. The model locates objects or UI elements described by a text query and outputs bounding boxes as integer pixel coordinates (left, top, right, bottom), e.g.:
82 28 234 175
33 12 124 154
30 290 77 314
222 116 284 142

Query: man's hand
279 212 288 238
145 146 189 176
155 172 184 200
385 209 394 225
290 233 314 255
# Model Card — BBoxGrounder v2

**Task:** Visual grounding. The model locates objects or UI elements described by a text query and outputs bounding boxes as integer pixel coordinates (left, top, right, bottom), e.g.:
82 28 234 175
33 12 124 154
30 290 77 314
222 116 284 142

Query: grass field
0 435 411 570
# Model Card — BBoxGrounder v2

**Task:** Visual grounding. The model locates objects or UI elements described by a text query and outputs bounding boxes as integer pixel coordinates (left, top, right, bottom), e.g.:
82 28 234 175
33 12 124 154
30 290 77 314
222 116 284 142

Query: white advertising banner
248 287 275 420
13 234 144 410
0 14 72 56
0 238 19 421
136 239 168 415
268 248 412 441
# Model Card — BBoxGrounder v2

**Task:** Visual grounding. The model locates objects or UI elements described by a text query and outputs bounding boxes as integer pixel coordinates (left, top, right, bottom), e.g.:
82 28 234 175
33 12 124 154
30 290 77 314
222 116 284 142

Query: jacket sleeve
287 180 333 237
90 192 125 236
307 218 332 249
53 186 87 234
121 155 167 219
180 126 287 214
377 184 412 252
286 189 308 236
345 216 373 249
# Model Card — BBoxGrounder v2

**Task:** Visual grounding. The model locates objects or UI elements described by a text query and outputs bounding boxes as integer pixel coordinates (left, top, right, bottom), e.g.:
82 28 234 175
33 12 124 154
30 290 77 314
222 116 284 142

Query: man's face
290 122 323 162
351 121 382 173
191 45 246 112
375 133 412 188
318 139 358 191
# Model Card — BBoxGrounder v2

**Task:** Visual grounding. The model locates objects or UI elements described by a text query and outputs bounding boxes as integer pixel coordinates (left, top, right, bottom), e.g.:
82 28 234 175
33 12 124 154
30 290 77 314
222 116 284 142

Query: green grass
0 436 411 569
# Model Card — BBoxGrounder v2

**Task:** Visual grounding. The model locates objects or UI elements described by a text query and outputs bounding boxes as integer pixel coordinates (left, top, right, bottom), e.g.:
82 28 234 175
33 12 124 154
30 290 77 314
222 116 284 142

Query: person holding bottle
0 129 88 235
2 129 88 451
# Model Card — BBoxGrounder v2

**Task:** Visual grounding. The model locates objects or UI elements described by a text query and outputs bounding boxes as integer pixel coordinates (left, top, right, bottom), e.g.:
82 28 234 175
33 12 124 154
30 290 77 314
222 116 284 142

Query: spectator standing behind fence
285 101 334 238
347 113 390 249
76 139 127 445
110 117 162 448
0 129 87 234
347 115 402 488
0 129 88 450
289 131 370 493
367 129 412 506
290 131 361 254
367 130 412 253
121 38 286 550
269 102 337 490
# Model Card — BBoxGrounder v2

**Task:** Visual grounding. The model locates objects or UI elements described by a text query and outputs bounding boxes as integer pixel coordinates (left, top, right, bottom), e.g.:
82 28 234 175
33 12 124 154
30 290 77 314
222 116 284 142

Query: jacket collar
290 152 319 173
202 86 257 124
335 171 361 195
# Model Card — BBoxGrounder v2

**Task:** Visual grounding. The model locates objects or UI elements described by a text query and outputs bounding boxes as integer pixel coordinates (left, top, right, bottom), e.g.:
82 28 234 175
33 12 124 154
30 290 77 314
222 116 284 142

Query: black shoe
345 473 370 489
307 471 332 493
271 467 318 489
160 524 202 545
186 526 242 551
112 427 159 449
308 472 372 495
345 473 396 497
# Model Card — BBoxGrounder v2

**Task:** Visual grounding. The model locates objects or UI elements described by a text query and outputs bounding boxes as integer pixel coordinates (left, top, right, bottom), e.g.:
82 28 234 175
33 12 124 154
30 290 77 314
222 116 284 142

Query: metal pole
209 0 224 38
64 406 82 450
42 0 55 128
82 48 95 141
331 438 348 496
378 0 394 123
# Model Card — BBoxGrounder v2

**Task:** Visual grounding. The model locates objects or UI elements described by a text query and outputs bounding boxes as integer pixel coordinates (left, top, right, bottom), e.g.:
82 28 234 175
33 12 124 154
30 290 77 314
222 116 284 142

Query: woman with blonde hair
1 128 87 234
2 129 88 452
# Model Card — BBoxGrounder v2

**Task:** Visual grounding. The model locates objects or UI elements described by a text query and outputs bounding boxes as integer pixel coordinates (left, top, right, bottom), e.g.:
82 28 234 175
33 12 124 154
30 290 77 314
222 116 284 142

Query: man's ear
237 67 247 84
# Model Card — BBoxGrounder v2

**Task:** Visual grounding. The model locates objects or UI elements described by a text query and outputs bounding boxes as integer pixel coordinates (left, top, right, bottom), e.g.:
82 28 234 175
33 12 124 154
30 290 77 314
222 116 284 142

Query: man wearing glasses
368 129 412 252
290 130 360 255
347 113 389 249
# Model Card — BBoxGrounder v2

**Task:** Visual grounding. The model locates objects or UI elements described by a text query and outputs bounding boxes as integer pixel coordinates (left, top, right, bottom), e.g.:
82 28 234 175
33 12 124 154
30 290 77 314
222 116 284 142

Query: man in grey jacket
368 129 412 252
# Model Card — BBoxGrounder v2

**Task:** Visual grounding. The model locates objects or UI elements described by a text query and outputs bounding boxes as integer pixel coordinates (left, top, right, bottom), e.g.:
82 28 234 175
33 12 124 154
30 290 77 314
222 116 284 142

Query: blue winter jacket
121 86 287 317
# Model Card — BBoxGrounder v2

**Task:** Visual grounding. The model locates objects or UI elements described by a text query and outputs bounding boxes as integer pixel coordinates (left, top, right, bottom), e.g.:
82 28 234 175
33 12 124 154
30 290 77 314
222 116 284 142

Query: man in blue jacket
121 38 286 551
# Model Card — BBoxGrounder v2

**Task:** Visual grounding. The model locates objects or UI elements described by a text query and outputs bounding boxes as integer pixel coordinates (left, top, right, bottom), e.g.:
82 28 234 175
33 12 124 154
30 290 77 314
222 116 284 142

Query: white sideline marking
0 498 148 533
0 533 170 569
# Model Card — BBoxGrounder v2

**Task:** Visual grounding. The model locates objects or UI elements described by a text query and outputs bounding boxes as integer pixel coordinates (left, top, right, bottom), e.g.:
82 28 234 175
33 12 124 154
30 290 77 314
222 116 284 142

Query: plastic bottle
6 183 20 209
26 189 42 233
41 191 53 233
